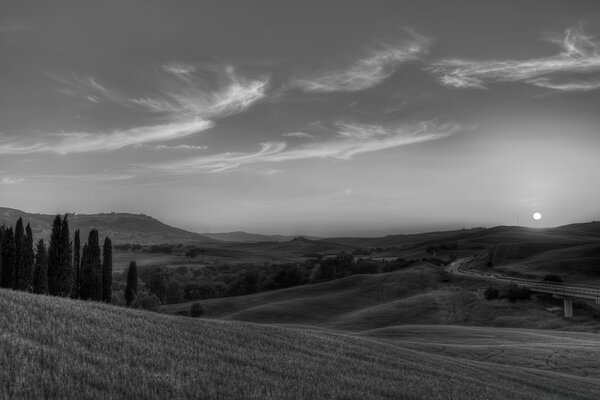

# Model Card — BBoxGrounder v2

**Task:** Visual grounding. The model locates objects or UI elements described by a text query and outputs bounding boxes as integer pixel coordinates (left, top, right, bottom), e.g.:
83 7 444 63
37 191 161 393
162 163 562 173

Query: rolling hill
162 264 600 332
2 288 600 399
2 206 600 281
201 231 322 243
0 207 216 245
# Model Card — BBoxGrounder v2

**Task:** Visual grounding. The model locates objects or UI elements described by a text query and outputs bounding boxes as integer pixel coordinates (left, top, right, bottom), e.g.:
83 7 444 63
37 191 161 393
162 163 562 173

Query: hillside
201 231 321 243
2 289 600 399
162 264 600 331
0 207 215 245
462 225 600 283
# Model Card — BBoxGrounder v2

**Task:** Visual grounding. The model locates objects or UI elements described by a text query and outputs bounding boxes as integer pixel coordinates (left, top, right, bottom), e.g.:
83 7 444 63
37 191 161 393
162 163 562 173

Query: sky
1 0 600 236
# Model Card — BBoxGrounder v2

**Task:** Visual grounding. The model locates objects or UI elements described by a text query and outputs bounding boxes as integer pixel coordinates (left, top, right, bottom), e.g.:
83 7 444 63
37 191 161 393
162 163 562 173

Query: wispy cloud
430 27 600 91
0 119 213 155
2 66 268 155
290 33 429 92
129 66 268 119
21 172 137 184
146 120 462 173
134 143 208 151
162 62 196 76
282 132 314 139
0 177 24 185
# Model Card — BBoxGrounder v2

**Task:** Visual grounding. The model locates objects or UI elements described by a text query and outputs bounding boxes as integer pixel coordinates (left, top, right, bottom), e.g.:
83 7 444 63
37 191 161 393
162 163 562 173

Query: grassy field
161 265 600 331
1 289 600 399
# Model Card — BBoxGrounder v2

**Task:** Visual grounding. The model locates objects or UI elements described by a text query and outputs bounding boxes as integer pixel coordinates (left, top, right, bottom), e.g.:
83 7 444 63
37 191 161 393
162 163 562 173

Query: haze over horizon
1 0 600 236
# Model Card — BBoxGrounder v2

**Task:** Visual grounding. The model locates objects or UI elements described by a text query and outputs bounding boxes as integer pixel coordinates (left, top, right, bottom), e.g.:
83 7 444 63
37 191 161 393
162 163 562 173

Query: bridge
447 259 600 318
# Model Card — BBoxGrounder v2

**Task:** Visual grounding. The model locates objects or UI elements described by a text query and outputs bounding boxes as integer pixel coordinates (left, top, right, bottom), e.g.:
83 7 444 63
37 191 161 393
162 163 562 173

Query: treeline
137 254 424 307
0 215 118 303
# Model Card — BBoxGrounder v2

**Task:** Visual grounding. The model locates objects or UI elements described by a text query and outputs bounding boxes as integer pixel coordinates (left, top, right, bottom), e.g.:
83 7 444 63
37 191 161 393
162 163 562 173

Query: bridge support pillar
563 298 573 318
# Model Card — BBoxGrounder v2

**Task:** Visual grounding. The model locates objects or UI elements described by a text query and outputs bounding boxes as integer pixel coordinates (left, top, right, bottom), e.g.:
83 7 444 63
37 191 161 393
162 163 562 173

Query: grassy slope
1 289 600 400
162 265 600 331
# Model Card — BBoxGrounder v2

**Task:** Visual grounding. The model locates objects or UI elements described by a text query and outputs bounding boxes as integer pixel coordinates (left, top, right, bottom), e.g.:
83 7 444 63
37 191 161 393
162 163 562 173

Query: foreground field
1 289 600 399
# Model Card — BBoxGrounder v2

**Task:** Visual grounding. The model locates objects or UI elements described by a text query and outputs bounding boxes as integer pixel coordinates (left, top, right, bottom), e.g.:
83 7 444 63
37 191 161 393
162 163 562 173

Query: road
446 258 600 303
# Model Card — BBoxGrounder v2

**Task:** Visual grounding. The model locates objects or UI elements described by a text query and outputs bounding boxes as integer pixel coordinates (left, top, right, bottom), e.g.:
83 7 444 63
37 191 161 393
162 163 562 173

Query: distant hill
0 207 216 245
201 231 321 243
2 206 600 278
2 288 600 399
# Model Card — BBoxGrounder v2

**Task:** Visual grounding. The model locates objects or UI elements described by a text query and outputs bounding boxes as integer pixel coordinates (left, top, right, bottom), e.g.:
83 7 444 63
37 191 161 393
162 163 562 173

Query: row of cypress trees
0 214 113 303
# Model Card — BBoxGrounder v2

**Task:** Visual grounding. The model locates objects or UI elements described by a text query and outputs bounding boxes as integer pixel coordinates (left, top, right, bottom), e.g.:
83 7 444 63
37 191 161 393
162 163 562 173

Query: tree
48 214 72 297
18 223 34 291
13 218 24 290
1 227 15 288
146 268 168 303
131 293 160 311
166 281 184 304
71 229 81 299
426 245 437 256
79 244 89 298
125 261 138 306
484 287 500 300
102 237 112 303
59 215 73 296
81 229 102 301
33 239 49 294
190 302 204 317
0 226 4 283
505 285 531 303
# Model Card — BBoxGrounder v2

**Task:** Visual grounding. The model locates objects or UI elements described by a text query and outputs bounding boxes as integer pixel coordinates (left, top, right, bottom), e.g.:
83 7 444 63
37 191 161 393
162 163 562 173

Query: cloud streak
0 120 213 155
430 27 600 91
290 34 428 92
282 132 314 139
0 177 24 185
146 121 462 173
2 66 268 154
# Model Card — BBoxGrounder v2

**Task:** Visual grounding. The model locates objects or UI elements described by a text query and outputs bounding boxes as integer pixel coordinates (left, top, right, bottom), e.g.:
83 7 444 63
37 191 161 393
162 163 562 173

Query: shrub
505 285 530 303
484 287 500 300
131 294 161 311
190 302 204 317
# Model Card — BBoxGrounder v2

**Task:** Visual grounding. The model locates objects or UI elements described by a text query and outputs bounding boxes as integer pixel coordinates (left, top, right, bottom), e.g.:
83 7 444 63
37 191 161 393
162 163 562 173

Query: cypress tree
48 214 72 297
80 244 90 299
33 239 49 294
47 215 62 295
13 218 24 290
59 215 73 297
1 227 16 288
71 229 81 299
82 230 102 301
125 261 137 306
102 237 112 303
0 225 4 282
19 223 34 291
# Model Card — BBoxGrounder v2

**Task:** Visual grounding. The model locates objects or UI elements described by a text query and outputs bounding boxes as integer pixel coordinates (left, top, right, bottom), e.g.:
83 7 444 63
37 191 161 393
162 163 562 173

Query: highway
446 258 600 304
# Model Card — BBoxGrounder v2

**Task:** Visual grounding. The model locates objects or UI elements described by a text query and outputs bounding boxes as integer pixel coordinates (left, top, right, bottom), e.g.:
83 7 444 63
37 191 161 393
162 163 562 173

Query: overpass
448 259 600 318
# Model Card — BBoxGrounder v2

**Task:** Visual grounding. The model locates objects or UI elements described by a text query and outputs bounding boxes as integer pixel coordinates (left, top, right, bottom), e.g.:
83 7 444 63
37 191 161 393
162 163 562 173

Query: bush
484 287 500 300
131 294 161 311
190 302 204 317
505 285 530 303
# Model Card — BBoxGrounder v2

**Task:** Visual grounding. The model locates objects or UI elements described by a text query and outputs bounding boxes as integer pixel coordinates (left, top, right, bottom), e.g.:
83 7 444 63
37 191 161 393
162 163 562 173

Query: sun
532 212 542 221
